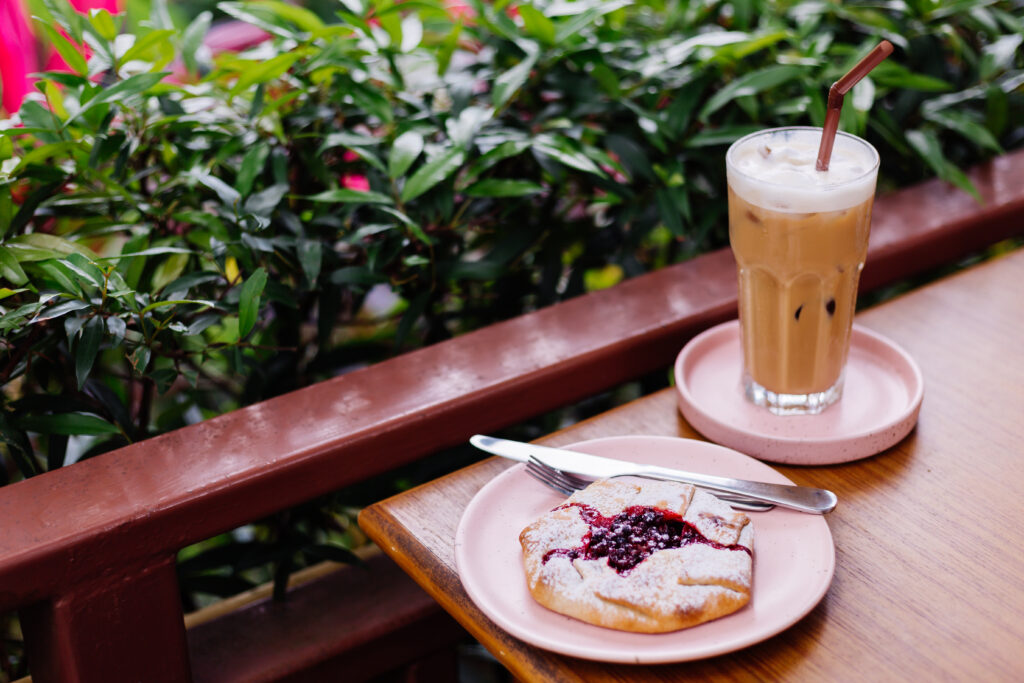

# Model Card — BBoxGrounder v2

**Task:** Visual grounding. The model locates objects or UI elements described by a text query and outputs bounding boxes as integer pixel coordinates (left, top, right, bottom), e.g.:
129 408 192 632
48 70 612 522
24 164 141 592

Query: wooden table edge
357 470 591 683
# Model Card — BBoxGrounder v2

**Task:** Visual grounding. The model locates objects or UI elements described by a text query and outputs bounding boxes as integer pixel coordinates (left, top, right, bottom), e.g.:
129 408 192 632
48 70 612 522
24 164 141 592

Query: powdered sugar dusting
567 478 695 516
519 478 754 633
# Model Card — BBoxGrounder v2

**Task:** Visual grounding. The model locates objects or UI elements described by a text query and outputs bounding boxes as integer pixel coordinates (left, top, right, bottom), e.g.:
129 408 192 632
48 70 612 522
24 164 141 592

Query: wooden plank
359 248 1024 681
18 556 191 683
186 553 466 683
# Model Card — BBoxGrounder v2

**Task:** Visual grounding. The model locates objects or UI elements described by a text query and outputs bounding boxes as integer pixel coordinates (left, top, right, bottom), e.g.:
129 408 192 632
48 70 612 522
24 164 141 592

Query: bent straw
815 40 894 172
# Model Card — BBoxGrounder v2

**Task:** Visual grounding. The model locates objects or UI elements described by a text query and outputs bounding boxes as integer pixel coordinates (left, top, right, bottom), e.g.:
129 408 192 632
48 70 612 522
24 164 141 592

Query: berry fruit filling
542 503 750 574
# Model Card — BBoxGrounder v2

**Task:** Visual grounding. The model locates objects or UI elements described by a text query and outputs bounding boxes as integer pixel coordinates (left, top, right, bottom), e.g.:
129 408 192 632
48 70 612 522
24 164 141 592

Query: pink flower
0 0 39 114
203 21 271 54
444 0 476 22
341 174 370 192
69 0 120 11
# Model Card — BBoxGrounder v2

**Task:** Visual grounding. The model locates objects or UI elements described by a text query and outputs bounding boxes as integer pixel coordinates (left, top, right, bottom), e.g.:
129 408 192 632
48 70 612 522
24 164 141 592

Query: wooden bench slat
186 553 465 682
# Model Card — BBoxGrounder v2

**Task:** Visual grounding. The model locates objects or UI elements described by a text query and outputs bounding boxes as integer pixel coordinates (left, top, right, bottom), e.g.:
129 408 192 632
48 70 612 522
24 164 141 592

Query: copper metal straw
815 40 894 172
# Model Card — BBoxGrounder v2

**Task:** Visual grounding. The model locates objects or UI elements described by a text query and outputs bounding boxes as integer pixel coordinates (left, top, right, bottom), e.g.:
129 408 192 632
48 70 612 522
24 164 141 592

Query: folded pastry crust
519 478 754 633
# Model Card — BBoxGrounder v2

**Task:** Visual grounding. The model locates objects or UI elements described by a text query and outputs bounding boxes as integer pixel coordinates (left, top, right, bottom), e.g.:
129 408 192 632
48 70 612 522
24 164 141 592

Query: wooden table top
359 247 1024 681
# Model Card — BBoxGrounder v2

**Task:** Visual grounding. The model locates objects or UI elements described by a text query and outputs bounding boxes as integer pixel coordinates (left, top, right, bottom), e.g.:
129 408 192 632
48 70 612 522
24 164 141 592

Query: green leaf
924 110 1003 153
492 44 539 110
395 291 429 349
72 72 169 122
236 143 270 198
104 246 195 260
532 137 604 175
193 170 241 207
388 130 424 179
437 19 462 76
121 28 176 63
375 206 432 244
553 0 631 43
686 124 762 148
6 233 94 262
338 145 386 175
306 188 394 204
89 8 119 41
464 179 544 197
148 367 179 394
0 288 27 300
298 239 322 285
139 299 216 315
985 85 1008 138
318 132 381 151
664 78 707 140
0 247 28 285
400 147 467 202
75 317 103 389
905 128 947 175
590 63 620 96
906 129 981 202
460 140 531 186
348 80 394 123
217 1 306 39
980 34 1022 79
606 134 652 181
329 266 387 287
869 62 953 92
0 412 37 478
181 11 213 75
238 267 268 338
243 183 289 216
187 313 221 336
32 299 91 322
37 21 89 76
256 0 324 32
151 252 190 293
655 188 685 236
37 260 84 296
64 253 105 288
129 344 151 373
518 5 556 44
16 412 121 436
698 65 806 121
230 53 301 96
107 315 126 340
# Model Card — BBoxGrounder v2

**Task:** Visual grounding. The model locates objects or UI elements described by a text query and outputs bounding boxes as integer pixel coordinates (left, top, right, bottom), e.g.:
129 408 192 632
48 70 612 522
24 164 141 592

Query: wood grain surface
358 247 1024 681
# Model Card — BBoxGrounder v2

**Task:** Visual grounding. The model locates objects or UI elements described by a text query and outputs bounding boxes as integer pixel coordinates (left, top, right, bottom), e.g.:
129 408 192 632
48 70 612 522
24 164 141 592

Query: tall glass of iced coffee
726 127 879 415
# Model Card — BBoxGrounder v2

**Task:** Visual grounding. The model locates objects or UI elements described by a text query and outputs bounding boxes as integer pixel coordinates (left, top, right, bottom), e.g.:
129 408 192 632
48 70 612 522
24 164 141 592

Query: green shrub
0 0 1021 616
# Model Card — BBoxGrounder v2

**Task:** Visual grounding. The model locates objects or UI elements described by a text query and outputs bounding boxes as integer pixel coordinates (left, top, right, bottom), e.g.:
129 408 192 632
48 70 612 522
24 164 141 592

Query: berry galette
519 478 754 633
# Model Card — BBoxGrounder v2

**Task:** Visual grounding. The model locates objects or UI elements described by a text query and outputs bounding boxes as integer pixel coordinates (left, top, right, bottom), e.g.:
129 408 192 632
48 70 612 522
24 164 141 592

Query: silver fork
525 456 776 512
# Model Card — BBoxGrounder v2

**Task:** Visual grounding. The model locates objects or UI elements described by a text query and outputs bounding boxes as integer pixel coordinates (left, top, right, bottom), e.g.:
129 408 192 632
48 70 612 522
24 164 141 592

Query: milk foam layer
727 127 879 212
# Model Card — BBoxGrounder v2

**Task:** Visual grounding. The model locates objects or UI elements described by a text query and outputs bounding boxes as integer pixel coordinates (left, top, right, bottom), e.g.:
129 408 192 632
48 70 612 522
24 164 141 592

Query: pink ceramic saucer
454 435 835 664
674 320 923 465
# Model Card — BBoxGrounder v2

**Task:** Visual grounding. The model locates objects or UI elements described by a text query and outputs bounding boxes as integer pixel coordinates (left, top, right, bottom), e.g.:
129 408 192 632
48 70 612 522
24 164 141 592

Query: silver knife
470 435 837 514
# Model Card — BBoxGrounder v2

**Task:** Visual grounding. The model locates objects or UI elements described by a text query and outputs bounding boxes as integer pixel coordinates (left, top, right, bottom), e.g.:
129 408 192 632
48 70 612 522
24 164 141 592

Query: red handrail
2 149 1024 681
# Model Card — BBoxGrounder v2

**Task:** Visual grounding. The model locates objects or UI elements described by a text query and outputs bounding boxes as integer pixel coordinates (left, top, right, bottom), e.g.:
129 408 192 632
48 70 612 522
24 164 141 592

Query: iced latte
726 127 879 415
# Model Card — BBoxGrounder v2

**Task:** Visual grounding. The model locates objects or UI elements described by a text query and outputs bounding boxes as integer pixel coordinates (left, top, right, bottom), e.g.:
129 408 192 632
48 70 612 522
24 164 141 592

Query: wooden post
18 556 190 683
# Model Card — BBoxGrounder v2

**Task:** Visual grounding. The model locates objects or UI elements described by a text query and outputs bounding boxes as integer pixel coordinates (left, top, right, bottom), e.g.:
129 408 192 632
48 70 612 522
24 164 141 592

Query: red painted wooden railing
2 149 1023 681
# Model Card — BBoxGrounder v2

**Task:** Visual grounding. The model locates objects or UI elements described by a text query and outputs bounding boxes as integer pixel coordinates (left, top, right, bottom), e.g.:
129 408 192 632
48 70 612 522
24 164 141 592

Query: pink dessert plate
674 320 923 465
454 435 835 664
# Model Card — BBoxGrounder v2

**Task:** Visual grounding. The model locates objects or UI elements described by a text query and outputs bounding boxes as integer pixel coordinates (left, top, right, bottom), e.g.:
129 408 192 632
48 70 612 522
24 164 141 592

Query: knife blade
469 434 837 514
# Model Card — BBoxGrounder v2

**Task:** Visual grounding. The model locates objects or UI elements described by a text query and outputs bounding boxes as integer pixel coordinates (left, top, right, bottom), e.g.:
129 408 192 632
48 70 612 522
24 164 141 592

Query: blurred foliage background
0 0 1022 676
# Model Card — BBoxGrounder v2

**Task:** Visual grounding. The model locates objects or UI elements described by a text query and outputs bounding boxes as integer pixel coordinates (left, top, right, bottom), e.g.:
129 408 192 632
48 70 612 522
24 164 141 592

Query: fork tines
525 456 595 496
